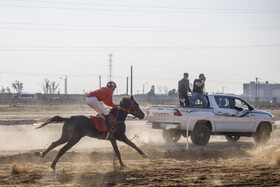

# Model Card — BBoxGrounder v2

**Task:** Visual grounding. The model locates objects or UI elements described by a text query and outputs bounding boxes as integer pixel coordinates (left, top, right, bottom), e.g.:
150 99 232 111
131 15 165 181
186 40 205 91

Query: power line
0 44 279 51
9 0 280 13
1 26 280 32
1 4 280 13
0 71 123 78
1 21 280 31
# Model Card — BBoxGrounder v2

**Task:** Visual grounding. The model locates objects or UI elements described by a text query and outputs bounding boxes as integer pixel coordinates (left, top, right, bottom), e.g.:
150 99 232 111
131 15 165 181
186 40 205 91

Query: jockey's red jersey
87 87 118 108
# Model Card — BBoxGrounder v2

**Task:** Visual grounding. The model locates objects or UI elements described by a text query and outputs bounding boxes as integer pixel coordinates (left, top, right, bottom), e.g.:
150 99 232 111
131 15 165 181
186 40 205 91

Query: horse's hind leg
119 135 147 158
35 136 68 158
35 124 69 158
110 139 126 167
51 136 82 170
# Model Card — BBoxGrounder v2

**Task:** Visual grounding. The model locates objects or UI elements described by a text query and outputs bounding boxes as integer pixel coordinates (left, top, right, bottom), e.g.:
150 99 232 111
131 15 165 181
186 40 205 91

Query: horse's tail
35 115 68 129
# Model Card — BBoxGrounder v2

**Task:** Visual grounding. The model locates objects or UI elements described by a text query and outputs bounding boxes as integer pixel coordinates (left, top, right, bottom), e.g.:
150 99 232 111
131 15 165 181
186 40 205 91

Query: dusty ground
0 104 280 186
0 145 279 186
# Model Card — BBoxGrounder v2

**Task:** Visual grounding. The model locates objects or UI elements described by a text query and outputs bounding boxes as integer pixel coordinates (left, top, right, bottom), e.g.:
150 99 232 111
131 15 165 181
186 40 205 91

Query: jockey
86 81 118 133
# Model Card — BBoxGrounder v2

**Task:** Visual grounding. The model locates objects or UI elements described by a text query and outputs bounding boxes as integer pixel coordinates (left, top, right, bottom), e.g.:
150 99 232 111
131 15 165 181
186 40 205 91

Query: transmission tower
108 54 113 81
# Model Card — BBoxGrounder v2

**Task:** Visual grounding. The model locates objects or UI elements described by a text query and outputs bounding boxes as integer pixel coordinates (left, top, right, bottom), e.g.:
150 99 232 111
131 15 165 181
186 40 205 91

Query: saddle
90 113 116 132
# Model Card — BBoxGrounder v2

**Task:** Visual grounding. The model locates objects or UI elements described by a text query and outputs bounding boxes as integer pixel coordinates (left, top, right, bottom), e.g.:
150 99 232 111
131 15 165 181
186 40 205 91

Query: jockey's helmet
107 81 117 90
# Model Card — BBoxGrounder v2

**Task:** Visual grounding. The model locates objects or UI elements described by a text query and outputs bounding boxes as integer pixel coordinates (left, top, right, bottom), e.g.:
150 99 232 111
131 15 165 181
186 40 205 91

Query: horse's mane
109 96 132 113
120 96 132 103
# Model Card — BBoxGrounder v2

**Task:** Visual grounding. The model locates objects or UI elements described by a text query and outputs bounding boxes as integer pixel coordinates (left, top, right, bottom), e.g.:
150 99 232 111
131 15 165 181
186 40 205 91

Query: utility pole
108 54 113 81
255 77 259 102
65 76 68 95
222 86 227 94
60 76 67 94
99 76 101 88
126 76 129 96
131 65 133 95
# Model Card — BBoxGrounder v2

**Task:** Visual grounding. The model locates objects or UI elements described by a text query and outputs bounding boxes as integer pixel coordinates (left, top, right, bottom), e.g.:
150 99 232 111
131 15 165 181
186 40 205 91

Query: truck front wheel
162 129 181 143
253 123 271 144
191 122 211 145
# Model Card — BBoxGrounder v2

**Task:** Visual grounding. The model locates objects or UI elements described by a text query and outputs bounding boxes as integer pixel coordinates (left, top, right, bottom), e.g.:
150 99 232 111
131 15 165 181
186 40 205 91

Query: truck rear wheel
253 123 271 144
162 129 181 143
191 122 211 145
225 135 240 142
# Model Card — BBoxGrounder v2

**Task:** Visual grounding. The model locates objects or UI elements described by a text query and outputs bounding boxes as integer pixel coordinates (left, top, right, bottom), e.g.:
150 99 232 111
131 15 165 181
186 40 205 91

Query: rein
121 99 137 116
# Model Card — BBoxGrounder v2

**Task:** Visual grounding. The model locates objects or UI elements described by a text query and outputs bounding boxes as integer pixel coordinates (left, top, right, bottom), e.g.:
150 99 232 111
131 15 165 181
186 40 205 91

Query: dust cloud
0 105 280 186
249 145 280 166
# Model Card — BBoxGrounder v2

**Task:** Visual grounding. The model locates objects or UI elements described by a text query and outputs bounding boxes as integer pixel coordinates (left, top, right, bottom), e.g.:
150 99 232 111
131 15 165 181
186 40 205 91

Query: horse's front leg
110 139 126 167
119 135 148 158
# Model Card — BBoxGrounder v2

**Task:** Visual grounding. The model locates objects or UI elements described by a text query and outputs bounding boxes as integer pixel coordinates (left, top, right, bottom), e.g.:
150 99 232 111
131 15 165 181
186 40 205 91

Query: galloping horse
35 96 147 170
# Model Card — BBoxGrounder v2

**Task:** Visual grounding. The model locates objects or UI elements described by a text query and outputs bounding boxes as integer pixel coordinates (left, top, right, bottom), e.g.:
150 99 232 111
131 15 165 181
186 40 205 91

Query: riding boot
105 115 116 134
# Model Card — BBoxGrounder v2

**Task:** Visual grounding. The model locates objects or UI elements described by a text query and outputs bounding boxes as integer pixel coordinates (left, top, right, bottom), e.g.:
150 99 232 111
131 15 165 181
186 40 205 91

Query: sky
0 0 280 95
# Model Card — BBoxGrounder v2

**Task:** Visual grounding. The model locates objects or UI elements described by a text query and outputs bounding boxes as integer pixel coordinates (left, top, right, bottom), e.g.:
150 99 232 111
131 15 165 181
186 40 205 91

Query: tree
42 79 50 94
157 85 162 93
1 87 11 93
168 89 177 96
156 85 168 94
42 79 59 94
50 81 59 94
6 87 11 93
12 80 23 94
148 85 155 95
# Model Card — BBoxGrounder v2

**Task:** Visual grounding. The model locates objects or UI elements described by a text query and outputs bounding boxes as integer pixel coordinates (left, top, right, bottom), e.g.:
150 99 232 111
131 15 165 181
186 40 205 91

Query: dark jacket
178 78 191 97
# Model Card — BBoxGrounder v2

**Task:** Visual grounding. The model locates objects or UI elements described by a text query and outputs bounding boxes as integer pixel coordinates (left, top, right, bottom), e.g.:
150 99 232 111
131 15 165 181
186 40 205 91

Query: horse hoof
121 164 127 168
35 152 43 158
51 164 56 171
142 153 148 158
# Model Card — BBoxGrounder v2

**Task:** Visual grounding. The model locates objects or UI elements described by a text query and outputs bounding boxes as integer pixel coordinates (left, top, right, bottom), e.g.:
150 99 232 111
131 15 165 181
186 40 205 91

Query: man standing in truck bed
178 73 192 107
190 73 208 107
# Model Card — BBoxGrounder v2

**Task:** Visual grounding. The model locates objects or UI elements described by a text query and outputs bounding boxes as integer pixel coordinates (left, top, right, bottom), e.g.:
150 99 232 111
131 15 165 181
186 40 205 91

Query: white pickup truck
146 94 276 145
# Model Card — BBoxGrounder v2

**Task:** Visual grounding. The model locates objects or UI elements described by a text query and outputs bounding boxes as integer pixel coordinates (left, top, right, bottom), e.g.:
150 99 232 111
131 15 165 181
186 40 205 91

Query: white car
146 94 276 145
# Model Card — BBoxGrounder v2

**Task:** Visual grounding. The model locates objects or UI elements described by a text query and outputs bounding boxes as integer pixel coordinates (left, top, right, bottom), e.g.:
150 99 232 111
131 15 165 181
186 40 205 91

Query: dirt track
0 105 280 186
0 144 280 186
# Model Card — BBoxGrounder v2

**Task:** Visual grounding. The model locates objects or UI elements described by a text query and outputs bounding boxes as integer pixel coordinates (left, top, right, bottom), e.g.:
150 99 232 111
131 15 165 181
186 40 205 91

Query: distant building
243 81 280 103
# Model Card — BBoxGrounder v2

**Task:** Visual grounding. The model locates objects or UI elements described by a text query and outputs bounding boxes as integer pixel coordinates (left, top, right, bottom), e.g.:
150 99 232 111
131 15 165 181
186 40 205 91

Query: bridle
120 99 138 116
115 99 138 122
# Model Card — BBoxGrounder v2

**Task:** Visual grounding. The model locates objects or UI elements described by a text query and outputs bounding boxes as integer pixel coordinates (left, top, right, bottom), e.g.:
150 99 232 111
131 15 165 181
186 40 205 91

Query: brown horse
35 96 147 170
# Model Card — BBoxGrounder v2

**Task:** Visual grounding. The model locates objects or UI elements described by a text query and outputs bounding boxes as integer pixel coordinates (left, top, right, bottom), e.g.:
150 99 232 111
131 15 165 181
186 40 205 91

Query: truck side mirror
249 105 255 110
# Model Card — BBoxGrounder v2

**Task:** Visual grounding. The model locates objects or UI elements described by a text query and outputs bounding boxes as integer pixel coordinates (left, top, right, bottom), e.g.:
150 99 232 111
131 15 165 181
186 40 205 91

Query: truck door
230 98 254 132
214 96 236 131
